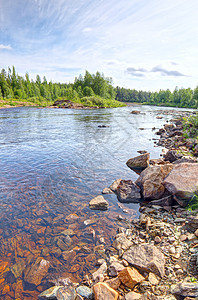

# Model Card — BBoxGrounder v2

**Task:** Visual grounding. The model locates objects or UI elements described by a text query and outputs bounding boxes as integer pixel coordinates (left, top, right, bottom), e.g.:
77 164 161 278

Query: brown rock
102 187 113 194
123 244 165 278
126 153 150 170
118 267 144 289
136 164 173 200
24 258 50 286
89 195 109 211
105 277 121 290
93 282 119 300
194 229 198 237
116 180 141 203
15 280 23 299
163 163 198 205
108 262 125 277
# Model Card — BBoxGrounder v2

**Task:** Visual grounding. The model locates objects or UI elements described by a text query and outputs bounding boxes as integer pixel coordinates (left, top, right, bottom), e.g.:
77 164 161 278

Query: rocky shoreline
38 115 198 300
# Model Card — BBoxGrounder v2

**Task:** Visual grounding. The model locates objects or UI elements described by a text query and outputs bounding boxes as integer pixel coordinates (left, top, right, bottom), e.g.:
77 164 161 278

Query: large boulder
163 163 198 206
126 153 150 170
89 195 109 211
116 180 141 203
122 244 165 278
136 164 173 200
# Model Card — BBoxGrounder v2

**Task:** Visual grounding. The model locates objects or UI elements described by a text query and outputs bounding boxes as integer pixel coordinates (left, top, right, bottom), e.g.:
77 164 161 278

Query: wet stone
38 286 63 299
76 285 93 299
56 286 77 300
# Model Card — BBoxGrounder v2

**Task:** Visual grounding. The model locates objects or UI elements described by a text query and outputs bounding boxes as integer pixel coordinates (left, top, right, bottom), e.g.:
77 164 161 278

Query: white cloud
0 44 12 50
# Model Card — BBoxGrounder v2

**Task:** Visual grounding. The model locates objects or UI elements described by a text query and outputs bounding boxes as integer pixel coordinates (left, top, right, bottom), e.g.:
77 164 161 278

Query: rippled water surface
0 105 188 298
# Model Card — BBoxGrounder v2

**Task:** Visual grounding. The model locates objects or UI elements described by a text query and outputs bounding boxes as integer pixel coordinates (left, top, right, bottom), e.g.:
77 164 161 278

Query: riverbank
37 111 198 299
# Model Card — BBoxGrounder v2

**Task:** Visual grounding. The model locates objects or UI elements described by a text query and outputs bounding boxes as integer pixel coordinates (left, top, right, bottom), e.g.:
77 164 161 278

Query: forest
0 66 198 108
115 86 198 108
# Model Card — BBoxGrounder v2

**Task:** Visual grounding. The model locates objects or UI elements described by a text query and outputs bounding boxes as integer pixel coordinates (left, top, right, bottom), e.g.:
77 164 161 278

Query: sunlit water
0 105 191 298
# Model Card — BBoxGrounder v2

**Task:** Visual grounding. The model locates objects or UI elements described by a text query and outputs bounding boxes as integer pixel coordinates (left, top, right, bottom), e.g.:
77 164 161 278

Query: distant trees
115 86 198 109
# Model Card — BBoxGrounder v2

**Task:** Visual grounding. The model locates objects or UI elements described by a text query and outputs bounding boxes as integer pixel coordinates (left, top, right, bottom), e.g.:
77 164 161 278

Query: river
0 105 192 298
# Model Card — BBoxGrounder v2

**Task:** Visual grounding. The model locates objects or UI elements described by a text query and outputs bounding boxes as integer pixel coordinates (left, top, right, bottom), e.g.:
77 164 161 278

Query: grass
186 194 198 211
183 113 198 139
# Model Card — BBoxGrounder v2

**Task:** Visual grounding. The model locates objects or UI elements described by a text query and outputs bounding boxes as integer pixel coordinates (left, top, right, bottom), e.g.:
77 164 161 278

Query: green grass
183 113 198 139
187 194 198 211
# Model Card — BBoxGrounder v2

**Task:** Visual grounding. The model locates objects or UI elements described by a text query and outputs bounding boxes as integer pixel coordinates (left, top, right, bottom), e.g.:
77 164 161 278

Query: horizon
1 0 198 92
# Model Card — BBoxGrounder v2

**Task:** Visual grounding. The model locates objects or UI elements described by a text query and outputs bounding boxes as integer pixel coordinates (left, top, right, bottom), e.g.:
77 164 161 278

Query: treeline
115 86 198 108
0 67 116 103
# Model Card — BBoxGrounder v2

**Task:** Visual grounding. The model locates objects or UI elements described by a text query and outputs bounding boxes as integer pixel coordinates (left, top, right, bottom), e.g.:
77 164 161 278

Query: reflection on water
0 105 189 298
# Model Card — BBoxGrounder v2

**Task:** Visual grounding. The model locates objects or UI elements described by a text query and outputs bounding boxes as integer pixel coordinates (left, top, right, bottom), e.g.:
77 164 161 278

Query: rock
109 179 122 192
105 277 121 290
112 233 133 251
102 187 113 194
57 236 72 251
92 262 107 281
89 195 109 211
123 244 165 278
24 258 50 286
56 286 77 300
126 153 150 170
148 272 160 285
136 164 173 200
116 180 141 203
164 150 182 163
154 236 161 244
131 110 141 114
108 262 125 277
163 163 198 205
194 229 198 237
125 291 143 300
146 195 173 207
76 286 93 299
11 259 26 278
93 282 119 300
171 279 198 297
38 286 62 299
118 267 144 289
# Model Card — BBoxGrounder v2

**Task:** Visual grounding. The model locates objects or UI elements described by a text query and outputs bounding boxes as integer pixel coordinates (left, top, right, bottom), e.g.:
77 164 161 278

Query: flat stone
116 180 141 203
163 163 198 204
148 272 160 285
93 282 119 300
38 286 62 299
112 233 133 251
89 195 109 211
118 267 144 289
123 244 165 278
24 258 50 286
56 286 77 300
126 153 150 170
11 259 26 278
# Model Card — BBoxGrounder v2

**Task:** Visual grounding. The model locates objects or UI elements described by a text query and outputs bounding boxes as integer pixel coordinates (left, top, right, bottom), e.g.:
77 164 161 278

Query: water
0 105 191 298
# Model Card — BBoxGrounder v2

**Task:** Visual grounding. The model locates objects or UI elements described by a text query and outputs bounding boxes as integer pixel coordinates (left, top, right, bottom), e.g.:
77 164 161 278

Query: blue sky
0 0 198 91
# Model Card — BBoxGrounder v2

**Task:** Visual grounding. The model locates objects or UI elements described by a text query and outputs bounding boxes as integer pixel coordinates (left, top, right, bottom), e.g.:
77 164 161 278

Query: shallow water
0 105 192 298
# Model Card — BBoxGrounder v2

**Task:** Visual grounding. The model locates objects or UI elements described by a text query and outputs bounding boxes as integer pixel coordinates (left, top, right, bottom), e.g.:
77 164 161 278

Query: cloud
0 44 12 50
127 65 186 78
126 67 148 77
151 66 185 77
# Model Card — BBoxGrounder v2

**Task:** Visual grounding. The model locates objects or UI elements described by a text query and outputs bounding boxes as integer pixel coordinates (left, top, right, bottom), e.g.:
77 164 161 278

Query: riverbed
0 105 194 298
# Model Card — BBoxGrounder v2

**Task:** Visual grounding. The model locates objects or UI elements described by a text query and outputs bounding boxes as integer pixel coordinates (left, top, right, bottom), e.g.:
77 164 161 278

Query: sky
0 0 198 91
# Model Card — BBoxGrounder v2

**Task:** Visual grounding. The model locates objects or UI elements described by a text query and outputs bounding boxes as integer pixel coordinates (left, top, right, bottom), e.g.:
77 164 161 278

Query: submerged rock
24 258 50 286
38 286 62 299
126 153 150 170
89 195 109 211
116 180 141 203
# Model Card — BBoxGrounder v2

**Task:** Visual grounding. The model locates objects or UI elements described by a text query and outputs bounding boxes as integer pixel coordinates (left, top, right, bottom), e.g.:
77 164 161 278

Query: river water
0 105 191 298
